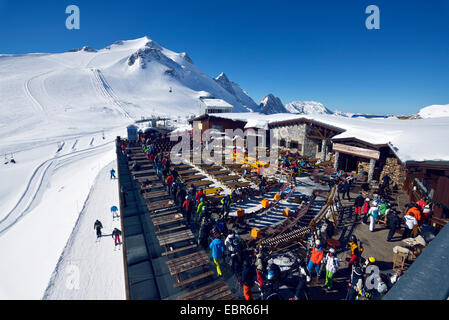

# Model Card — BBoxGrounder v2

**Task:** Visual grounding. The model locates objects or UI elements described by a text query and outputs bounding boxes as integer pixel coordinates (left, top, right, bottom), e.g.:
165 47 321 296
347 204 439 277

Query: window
280 139 286 147
290 141 298 149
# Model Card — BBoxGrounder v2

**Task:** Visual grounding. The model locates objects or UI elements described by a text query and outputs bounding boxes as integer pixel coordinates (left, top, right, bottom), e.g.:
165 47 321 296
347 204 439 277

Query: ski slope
43 162 125 300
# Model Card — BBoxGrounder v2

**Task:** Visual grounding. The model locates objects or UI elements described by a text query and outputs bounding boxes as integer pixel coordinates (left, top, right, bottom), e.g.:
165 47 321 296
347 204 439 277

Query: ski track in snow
23 71 53 114
90 68 132 120
0 141 113 236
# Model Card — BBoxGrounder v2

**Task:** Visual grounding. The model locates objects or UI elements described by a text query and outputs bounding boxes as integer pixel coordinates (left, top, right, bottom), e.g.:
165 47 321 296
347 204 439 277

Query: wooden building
404 161 449 228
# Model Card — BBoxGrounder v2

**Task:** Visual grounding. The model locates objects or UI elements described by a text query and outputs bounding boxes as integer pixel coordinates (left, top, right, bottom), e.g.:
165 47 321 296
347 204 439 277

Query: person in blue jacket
210 235 225 276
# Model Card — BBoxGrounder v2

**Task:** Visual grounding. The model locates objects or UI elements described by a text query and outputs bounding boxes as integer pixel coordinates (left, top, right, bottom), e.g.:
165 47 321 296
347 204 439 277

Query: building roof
200 98 233 109
187 112 449 164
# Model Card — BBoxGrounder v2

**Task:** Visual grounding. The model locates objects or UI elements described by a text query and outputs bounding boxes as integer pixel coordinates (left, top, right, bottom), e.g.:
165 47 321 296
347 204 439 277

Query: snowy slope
417 104 449 118
43 162 125 300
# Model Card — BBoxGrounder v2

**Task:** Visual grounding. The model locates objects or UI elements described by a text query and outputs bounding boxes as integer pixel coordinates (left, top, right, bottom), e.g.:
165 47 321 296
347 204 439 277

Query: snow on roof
201 98 233 108
198 112 449 164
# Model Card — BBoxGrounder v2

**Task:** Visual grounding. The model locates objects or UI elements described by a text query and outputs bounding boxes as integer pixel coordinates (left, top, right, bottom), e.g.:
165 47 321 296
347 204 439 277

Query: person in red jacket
182 196 193 226
195 189 205 204
165 174 174 195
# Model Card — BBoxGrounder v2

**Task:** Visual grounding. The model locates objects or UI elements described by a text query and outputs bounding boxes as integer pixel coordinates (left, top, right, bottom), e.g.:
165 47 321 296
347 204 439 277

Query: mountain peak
215 72 229 82
259 94 288 114
285 101 333 115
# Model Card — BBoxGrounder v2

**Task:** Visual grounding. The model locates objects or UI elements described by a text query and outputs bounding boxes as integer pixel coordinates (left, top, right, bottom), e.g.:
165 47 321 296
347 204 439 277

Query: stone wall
380 157 407 188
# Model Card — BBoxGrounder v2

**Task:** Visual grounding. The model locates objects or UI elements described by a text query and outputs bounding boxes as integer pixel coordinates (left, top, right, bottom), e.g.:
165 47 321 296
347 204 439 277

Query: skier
94 220 103 240
323 248 340 290
112 228 122 246
111 206 119 220
110 168 116 179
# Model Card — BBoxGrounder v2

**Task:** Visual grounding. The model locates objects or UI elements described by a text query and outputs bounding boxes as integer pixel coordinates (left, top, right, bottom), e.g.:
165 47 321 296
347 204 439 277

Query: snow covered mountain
0 36 259 149
259 94 288 114
214 72 258 111
285 101 334 115
416 104 449 118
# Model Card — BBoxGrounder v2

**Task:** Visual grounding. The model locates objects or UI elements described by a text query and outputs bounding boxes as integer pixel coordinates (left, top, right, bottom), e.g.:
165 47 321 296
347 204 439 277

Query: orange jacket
407 207 421 222
310 246 324 264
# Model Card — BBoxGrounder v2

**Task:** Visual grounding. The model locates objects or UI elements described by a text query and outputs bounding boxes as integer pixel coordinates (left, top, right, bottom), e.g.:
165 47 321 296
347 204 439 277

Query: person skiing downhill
111 206 119 220
110 168 116 179
112 228 122 246
94 220 103 239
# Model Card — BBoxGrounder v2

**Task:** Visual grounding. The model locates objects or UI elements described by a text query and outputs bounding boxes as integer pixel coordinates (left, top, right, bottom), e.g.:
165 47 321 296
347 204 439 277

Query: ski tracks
89 68 132 120
0 141 113 236
24 71 53 114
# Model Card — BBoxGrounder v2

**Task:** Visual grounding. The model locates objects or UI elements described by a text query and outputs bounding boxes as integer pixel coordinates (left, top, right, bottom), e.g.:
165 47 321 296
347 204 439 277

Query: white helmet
315 240 321 246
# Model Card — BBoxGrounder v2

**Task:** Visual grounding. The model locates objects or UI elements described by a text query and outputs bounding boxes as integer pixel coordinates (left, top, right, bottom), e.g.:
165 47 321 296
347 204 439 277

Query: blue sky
0 0 448 114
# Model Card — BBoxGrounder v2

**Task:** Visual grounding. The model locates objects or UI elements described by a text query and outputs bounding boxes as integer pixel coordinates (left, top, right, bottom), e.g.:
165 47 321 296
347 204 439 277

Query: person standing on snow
94 220 103 239
112 228 122 246
110 168 116 179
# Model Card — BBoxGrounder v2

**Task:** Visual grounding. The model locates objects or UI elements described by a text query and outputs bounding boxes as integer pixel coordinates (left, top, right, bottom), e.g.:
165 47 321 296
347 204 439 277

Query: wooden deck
178 281 234 300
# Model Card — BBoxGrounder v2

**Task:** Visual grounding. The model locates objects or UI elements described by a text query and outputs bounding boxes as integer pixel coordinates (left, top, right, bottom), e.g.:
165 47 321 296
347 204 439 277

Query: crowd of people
118 135 439 300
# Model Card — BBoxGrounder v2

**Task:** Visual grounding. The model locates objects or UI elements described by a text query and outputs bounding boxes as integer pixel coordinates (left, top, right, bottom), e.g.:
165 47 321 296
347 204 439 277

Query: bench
172 164 192 170
155 225 186 234
189 180 214 188
165 250 211 288
179 169 198 176
161 244 197 257
203 166 222 172
147 199 175 212
173 271 215 289
178 281 234 300
157 229 195 248
151 209 179 218
136 175 160 183
209 170 230 177
143 190 169 200
181 174 206 182
132 169 156 177
152 213 184 228
218 175 240 182
140 183 164 192
226 181 251 189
